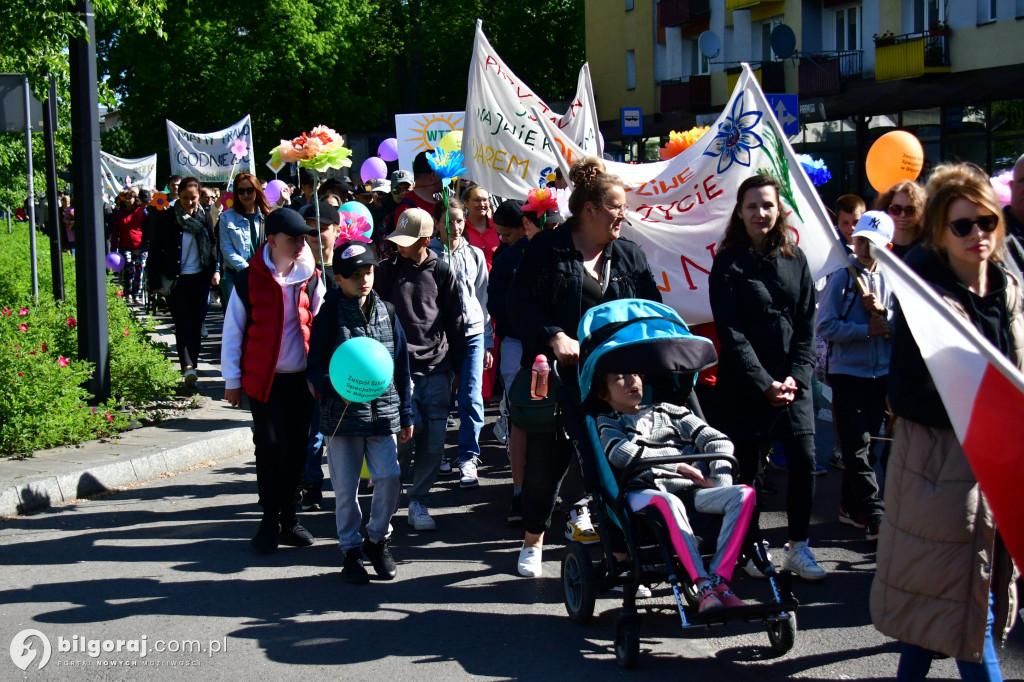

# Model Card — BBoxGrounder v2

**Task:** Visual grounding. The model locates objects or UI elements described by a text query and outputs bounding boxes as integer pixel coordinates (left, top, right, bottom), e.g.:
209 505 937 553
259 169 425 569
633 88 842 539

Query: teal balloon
339 201 373 239
329 336 394 403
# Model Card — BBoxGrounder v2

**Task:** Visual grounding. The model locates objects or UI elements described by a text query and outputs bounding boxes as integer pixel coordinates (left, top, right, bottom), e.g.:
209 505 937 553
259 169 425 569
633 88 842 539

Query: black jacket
147 207 217 284
709 244 817 437
487 235 529 340
374 250 466 376
508 226 662 368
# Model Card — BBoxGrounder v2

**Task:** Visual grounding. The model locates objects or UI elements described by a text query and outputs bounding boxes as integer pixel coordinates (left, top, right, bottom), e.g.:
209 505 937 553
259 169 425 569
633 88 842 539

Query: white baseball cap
850 210 895 247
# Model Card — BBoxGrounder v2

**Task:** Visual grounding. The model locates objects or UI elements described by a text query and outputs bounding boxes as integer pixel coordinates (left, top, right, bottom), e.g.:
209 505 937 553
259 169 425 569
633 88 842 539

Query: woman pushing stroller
593 371 756 613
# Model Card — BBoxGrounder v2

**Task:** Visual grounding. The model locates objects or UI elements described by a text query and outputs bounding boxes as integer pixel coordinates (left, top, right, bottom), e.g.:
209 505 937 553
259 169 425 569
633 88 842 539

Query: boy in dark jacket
307 240 414 583
375 208 465 532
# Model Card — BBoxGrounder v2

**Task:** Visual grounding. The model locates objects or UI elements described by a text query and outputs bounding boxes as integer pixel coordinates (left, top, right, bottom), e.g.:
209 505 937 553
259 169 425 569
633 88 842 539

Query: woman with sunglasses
872 163 1021 681
508 157 661 578
874 181 926 259
219 172 273 300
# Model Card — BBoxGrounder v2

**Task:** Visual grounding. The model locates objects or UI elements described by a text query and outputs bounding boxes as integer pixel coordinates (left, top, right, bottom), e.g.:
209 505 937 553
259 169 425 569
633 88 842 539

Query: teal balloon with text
329 336 394 403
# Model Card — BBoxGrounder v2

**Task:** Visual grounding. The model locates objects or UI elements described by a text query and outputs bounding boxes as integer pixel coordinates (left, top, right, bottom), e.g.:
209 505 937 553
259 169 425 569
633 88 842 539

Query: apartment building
585 0 1024 201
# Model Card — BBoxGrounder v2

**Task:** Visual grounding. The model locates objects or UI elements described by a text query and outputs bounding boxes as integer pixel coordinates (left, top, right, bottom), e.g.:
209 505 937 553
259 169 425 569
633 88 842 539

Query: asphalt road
2 404 1023 681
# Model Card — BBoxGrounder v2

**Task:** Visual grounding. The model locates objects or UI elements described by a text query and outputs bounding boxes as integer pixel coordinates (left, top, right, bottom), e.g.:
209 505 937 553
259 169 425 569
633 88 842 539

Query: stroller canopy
577 299 718 402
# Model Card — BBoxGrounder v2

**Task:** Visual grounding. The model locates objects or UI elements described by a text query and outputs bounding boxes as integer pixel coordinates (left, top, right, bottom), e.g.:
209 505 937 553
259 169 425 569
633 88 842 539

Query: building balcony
726 60 785 94
659 0 710 28
798 50 862 96
874 33 950 82
660 75 712 113
725 0 765 9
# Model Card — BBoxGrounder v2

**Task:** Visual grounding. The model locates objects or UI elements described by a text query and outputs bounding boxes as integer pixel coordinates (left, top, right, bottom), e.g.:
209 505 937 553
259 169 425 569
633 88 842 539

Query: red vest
240 243 316 403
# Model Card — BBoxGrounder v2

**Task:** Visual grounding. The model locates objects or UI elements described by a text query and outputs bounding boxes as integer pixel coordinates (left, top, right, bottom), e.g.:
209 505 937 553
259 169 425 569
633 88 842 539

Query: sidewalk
0 299 253 518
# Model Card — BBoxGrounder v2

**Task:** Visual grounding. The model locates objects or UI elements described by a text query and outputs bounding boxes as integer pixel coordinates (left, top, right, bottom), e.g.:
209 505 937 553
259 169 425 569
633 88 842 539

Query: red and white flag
873 244 1024 566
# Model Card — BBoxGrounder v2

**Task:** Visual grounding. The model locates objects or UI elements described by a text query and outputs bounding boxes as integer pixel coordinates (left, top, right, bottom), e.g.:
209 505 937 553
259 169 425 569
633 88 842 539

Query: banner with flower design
462 20 602 199
534 64 849 325
99 152 157 194
166 115 255 182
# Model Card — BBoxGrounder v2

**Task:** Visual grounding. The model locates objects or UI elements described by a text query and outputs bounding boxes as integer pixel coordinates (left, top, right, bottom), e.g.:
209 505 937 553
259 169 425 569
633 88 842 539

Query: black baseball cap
301 201 341 225
333 239 379 278
492 199 524 228
265 207 315 237
321 176 354 194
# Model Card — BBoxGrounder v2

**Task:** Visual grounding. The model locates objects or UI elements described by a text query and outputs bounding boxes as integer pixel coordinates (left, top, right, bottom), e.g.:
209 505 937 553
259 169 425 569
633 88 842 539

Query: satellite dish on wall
698 31 722 59
770 24 797 59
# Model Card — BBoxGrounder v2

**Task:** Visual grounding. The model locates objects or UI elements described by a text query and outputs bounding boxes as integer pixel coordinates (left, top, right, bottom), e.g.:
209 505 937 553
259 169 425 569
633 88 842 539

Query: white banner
166 115 255 182
99 152 157 193
462 20 601 199
535 65 848 325
394 111 465 173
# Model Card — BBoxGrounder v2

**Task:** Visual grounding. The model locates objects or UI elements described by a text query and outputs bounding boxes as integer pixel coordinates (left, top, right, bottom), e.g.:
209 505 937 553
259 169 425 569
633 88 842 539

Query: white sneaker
782 540 827 581
407 501 436 532
612 581 653 599
517 544 543 577
742 541 773 579
493 413 508 445
200 324 209 338
438 459 454 475
565 505 600 544
459 459 479 488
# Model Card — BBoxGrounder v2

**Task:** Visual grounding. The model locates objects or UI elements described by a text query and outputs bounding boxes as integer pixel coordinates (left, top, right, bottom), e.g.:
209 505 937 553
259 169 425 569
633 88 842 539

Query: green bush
0 223 180 456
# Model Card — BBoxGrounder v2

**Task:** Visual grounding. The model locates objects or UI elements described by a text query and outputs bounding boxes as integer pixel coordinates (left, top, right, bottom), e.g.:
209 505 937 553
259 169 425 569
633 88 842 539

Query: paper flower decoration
797 154 832 186
220 191 235 211
523 188 559 215
659 126 710 161
991 170 1012 207
334 213 373 247
150 192 170 211
426 148 467 186
272 125 353 171
230 138 249 160
554 187 572 219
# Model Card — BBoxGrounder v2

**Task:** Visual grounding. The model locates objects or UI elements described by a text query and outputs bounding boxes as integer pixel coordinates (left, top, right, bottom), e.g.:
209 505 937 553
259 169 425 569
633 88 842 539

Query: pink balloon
360 156 388 183
377 138 399 163
265 179 288 205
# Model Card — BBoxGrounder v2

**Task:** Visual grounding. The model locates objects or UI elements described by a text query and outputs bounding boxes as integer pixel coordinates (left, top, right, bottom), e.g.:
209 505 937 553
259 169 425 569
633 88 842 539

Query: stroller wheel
614 613 641 669
562 542 597 625
765 610 797 655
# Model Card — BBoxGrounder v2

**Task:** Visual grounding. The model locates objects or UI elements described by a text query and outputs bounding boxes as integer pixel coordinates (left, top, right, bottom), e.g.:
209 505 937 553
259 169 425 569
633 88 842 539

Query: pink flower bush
19 307 29 316
18 323 28 332
58 356 70 368
67 317 77 327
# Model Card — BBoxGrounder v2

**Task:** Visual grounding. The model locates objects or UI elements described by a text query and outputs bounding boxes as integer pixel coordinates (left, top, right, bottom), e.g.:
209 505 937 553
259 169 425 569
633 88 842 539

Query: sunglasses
949 215 998 238
235 186 256 196
887 204 917 217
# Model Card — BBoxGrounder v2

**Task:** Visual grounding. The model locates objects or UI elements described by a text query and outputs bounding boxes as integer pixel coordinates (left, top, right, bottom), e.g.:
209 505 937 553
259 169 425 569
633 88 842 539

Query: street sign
0 74 44 132
621 107 642 136
266 157 285 175
765 93 799 136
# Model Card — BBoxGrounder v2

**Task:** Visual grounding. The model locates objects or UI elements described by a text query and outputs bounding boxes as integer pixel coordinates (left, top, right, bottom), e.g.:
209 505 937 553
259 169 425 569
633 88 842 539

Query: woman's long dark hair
720 174 794 256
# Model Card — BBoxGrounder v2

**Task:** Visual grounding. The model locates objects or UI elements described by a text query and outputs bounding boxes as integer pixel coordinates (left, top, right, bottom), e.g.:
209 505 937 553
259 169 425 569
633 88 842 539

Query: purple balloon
265 179 288 205
377 137 399 163
106 252 125 272
360 156 388 183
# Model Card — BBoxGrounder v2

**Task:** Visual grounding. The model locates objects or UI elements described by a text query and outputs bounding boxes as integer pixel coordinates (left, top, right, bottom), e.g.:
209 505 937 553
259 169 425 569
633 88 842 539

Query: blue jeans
896 592 1003 682
326 434 400 551
303 400 325 491
457 334 485 465
405 370 453 505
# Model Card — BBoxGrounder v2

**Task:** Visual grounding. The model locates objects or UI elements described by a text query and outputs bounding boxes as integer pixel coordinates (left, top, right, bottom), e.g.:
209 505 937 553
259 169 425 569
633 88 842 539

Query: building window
913 0 945 33
977 0 997 22
626 50 636 90
1018 0 1024 18
834 5 860 51
689 40 710 76
760 18 783 62
626 0 634 10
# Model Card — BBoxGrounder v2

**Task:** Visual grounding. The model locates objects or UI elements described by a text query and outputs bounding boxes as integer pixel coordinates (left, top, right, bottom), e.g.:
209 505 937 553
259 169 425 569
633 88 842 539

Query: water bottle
531 354 550 400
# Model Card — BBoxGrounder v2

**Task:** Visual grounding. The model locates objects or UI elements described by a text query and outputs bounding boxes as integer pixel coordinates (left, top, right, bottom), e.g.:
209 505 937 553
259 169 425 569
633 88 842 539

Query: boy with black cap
221 207 325 554
375 207 465 531
297 200 342 512
307 240 414 583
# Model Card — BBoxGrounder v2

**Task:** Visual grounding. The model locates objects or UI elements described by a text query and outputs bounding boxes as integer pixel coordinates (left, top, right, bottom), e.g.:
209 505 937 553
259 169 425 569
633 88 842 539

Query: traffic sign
765 93 799 136
266 157 285 175
621 107 642 136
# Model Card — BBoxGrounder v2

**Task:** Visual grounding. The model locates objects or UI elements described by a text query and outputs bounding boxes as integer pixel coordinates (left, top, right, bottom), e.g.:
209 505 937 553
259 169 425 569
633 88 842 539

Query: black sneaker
362 537 397 580
865 519 881 542
251 519 279 554
507 494 523 525
299 487 322 512
279 522 315 547
342 548 370 584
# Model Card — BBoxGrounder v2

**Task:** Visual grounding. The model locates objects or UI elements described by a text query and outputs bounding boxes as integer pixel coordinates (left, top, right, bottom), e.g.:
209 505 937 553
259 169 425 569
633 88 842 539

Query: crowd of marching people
106 148 1022 680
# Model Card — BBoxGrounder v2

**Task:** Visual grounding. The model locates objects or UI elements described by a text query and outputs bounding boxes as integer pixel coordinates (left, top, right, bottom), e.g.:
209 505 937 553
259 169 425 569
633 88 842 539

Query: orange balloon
865 130 924 193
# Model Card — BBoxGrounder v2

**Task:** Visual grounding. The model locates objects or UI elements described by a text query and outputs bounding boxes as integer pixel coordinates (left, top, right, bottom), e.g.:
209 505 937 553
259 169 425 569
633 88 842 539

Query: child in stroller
593 371 755 613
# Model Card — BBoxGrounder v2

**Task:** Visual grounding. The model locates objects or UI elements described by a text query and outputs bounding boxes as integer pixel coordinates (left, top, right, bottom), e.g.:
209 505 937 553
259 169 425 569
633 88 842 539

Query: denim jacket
218 207 264 273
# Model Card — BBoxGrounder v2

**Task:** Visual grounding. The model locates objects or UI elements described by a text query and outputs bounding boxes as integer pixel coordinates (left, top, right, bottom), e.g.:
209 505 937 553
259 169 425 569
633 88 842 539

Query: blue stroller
556 299 798 668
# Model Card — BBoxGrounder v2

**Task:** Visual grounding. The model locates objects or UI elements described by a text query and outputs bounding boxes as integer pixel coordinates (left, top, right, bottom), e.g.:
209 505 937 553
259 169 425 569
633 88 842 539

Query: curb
0 426 253 519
